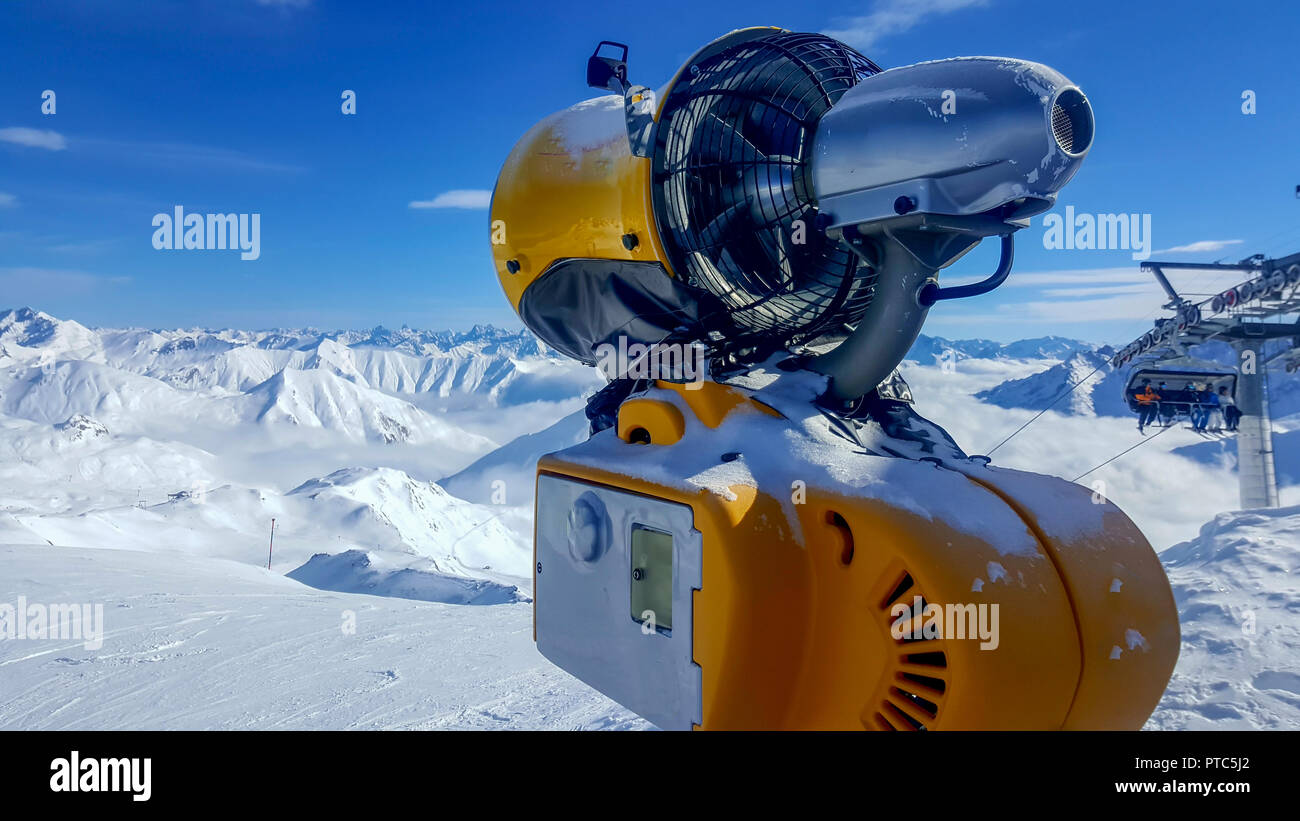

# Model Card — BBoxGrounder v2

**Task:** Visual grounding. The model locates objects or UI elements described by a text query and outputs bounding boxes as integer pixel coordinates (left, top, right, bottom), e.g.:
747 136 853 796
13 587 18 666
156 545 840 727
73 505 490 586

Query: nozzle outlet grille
1050 87 1093 155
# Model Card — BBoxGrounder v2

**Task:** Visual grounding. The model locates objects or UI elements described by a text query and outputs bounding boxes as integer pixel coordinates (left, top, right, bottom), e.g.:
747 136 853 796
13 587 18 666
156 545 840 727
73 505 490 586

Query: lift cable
978 273 1189 456
1246 219 1300 261
982 240 1295 473
984 362 1107 456
981 273 1249 456
1072 423 1176 482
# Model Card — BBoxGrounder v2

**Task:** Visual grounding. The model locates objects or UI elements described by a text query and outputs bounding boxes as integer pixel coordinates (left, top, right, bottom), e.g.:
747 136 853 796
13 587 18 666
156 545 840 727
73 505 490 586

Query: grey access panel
534 474 702 730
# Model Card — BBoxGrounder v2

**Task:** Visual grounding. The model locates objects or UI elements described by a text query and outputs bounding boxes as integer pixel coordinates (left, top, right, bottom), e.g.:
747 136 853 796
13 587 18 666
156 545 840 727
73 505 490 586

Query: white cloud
0 127 67 151
1016 294 1163 323
1003 268 1151 287
1040 283 1162 298
409 190 492 210
0 267 130 295
1152 239 1244 254
927 265 1172 330
824 0 990 51
50 238 118 255
0 192 16 207
942 266 1150 289
932 295 1157 327
79 137 302 173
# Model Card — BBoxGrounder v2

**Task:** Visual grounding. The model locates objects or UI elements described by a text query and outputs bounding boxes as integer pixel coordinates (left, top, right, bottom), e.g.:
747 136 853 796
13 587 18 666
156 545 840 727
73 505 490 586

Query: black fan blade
698 110 765 165
701 200 748 247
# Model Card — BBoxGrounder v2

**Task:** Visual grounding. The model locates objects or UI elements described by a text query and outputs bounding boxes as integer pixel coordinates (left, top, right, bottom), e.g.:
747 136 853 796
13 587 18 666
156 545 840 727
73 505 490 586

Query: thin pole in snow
267 518 276 570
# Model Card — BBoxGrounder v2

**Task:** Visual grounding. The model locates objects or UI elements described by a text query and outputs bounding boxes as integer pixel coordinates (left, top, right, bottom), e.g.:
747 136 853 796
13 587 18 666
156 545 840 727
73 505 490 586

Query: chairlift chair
1123 366 1237 424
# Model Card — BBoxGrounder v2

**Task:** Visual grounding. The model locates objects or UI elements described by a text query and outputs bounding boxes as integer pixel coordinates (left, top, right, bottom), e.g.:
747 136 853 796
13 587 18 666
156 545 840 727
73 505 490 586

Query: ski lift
1123 365 1237 423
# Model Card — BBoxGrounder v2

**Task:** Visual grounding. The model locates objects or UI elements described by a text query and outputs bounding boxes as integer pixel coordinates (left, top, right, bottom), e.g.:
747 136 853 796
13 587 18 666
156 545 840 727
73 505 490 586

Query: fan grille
651 32 883 347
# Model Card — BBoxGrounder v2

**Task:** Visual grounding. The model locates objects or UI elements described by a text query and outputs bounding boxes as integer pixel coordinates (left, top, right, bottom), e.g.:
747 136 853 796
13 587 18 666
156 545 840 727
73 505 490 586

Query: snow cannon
490 28 1180 730
491 27 1094 399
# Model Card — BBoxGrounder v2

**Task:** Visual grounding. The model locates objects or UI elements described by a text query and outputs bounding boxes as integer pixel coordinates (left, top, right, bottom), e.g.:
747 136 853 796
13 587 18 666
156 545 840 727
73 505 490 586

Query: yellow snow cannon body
489 27 1180 730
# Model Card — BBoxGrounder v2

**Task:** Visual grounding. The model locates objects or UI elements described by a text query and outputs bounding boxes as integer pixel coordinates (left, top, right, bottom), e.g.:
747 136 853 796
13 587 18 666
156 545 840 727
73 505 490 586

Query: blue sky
1 0 1297 344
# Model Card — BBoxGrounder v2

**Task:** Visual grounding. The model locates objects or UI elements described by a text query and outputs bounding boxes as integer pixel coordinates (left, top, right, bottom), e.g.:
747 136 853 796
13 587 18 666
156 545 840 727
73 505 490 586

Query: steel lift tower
1112 251 1300 509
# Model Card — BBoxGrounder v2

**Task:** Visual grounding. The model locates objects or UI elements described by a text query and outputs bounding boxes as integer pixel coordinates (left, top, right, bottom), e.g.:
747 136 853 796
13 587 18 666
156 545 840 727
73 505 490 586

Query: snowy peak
0 307 103 364
974 349 1126 417
312 323 542 357
0 308 584 408
303 338 366 384
1001 336 1099 360
246 368 424 444
54 413 109 441
907 333 1095 365
287 466 529 579
0 359 189 427
288 465 442 499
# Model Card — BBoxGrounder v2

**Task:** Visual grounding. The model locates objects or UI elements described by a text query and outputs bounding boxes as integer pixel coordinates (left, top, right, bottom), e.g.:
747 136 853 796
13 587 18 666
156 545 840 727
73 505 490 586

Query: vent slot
868 567 949 730
881 571 914 609
891 686 938 719
901 671 947 695
882 701 926 731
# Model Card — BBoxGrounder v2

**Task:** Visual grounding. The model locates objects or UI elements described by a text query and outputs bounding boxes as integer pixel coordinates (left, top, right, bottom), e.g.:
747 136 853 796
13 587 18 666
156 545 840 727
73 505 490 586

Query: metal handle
917 234 1015 307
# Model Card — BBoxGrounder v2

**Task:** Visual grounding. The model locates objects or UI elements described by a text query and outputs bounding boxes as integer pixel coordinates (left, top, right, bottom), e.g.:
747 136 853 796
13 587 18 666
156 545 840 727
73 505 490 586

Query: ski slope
0 544 641 730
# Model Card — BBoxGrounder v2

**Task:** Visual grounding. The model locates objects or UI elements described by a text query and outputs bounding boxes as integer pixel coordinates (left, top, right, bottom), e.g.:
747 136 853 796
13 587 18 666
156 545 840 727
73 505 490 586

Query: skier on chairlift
1156 381 1173 427
1192 382 1219 433
1219 385 1240 432
1135 379 1161 433
1204 383 1224 432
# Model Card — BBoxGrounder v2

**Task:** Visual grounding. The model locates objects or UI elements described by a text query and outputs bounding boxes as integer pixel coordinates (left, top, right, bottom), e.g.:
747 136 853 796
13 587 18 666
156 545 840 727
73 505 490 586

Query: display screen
630 525 673 633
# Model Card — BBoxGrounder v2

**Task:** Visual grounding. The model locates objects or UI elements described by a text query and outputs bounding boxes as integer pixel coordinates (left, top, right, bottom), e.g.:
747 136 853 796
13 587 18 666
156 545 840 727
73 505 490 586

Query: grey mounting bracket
586 40 656 158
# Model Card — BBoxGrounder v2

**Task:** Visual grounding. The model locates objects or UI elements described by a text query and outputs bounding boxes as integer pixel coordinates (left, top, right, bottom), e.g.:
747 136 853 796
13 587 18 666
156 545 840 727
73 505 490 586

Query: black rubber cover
518 258 705 364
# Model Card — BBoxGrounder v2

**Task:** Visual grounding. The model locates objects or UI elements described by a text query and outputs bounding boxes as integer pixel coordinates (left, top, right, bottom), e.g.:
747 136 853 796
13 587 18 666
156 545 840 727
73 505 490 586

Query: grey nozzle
811 57 1093 235
804 57 1093 400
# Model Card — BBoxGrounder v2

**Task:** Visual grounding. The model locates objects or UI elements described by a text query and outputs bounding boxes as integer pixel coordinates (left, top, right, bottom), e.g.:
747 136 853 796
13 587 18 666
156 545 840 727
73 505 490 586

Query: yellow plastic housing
536 381 1180 730
489 27 782 313
489 97 671 312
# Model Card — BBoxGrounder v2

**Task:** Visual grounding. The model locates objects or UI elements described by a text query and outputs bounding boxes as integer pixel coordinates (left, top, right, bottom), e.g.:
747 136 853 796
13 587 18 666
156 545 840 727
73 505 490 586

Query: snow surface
1148 507 1300 729
287 549 526 606
0 545 640 730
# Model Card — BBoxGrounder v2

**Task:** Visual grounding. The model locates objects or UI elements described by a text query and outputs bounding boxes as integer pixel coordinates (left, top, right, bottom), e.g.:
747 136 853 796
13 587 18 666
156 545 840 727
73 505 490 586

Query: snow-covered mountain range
0 306 599 602
2 306 1297 730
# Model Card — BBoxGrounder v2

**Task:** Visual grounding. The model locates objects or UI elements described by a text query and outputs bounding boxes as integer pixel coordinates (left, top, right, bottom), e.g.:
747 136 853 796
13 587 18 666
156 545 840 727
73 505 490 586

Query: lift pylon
1112 251 1300 509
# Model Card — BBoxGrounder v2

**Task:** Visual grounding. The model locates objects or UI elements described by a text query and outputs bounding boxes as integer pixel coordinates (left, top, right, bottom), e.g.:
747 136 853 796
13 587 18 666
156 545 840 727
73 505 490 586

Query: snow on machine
489 27 1179 729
